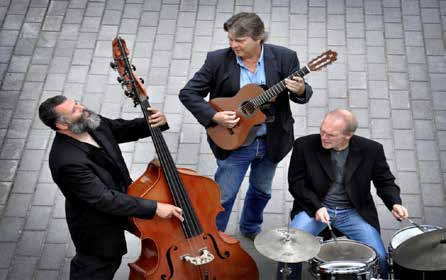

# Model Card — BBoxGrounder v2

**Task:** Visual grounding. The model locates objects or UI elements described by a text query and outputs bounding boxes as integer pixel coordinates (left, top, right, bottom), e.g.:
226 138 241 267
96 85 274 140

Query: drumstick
407 218 425 233
327 222 338 244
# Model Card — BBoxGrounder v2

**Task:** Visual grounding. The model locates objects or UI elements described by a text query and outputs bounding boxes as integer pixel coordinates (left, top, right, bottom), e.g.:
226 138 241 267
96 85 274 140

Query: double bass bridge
181 248 215 266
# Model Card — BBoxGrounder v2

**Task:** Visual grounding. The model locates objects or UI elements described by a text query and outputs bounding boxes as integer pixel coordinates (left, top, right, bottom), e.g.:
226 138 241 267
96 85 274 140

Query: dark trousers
70 252 122 280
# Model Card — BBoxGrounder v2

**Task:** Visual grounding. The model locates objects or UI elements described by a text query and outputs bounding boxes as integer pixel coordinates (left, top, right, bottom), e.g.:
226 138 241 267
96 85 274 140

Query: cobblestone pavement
0 0 445 279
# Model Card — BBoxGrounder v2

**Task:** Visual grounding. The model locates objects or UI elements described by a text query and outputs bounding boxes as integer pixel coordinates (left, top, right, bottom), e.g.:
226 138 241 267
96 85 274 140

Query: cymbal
393 228 446 271
254 227 321 263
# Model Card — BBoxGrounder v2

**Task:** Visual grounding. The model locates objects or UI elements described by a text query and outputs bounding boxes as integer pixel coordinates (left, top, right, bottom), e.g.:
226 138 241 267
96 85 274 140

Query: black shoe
241 232 258 241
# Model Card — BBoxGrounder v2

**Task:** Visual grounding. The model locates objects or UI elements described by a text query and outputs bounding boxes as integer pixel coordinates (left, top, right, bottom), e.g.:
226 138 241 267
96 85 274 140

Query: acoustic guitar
207 50 337 150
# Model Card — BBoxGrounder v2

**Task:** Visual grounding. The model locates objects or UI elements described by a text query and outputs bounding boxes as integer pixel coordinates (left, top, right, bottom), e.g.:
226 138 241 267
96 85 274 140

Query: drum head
319 261 367 274
390 225 441 250
316 240 376 264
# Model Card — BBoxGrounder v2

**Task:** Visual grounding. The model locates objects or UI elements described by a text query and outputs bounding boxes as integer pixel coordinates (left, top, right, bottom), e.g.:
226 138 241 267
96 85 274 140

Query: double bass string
138 95 210 278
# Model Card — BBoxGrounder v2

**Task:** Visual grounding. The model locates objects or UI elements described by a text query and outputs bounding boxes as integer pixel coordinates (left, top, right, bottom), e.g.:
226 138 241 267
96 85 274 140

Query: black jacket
288 134 402 232
49 116 166 257
179 44 313 162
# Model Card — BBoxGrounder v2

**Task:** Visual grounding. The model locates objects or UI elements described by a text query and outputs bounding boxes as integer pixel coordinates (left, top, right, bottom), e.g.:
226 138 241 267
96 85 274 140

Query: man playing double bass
180 12 313 240
38 95 183 280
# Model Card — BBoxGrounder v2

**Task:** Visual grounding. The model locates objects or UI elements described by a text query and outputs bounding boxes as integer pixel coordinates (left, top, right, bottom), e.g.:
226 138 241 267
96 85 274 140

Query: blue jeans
214 138 277 234
277 208 388 279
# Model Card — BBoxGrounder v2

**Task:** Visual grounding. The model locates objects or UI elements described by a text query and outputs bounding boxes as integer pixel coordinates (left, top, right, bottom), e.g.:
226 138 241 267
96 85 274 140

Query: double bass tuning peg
110 61 117 70
117 76 124 83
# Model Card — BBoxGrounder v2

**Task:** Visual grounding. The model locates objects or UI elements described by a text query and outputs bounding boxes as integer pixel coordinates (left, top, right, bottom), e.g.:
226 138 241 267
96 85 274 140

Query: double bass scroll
111 36 259 280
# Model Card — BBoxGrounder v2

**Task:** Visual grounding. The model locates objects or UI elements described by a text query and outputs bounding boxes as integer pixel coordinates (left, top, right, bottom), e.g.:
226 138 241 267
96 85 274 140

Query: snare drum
311 239 378 280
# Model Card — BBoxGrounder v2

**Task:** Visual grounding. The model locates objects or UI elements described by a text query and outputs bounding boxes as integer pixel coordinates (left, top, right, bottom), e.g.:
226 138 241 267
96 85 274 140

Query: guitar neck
251 66 310 107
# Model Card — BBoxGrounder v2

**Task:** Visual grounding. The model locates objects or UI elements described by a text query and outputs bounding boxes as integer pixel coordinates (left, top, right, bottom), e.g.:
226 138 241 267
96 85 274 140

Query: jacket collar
227 44 281 90
316 135 362 183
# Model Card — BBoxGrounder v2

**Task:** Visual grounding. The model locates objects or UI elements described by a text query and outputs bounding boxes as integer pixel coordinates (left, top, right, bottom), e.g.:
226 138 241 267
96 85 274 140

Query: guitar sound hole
239 101 256 117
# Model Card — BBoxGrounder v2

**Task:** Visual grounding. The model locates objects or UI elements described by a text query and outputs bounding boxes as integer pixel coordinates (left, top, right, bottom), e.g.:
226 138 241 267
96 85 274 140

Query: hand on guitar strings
212 111 240 128
155 202 184 222
284 76 305 96
147 107 167 127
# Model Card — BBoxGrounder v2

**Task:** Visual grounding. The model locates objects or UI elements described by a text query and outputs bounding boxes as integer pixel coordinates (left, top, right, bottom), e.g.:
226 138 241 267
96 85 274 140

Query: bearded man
38 95 183 280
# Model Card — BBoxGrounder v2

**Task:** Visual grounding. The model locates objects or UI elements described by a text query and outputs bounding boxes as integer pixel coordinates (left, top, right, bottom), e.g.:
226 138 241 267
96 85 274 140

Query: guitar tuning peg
139 77 144 84
110 62 117 70
117 76 124 83
132 65 136 71
124 90 132 97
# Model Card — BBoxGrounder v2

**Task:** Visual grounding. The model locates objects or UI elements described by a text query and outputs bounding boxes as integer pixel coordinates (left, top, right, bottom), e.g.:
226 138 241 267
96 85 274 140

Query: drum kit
253 222 446 280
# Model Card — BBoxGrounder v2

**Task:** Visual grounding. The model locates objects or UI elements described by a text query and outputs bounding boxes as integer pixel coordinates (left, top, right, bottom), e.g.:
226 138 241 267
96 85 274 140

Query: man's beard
68 109 101 134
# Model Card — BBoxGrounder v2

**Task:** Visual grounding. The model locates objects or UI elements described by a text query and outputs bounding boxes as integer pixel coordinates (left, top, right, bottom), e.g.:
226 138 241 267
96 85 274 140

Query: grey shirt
322 147 352 209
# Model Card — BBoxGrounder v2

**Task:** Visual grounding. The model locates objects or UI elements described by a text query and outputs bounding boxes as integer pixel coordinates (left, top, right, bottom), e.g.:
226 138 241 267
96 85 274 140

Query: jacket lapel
317 146 334 181
263 44 281 87
344 136 362 184
227 51 241 94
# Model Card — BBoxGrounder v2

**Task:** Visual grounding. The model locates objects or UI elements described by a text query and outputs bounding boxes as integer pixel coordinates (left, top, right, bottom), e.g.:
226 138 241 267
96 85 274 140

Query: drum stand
278 263 293 280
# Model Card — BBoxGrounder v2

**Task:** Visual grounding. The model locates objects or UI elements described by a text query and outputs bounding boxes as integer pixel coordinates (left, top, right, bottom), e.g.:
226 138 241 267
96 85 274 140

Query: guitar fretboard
251 66 310 107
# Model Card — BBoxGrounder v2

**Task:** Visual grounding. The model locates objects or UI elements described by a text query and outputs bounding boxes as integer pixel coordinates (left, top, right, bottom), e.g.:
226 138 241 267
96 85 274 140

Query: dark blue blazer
49 117 166 257
179 44 313 162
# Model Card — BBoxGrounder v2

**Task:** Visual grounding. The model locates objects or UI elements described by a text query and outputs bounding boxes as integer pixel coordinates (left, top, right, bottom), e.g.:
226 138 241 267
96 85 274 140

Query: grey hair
223 12 268 42
325 109 358 135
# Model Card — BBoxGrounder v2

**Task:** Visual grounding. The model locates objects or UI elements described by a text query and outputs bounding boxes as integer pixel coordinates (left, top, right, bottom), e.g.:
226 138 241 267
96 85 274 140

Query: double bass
111 37 259 279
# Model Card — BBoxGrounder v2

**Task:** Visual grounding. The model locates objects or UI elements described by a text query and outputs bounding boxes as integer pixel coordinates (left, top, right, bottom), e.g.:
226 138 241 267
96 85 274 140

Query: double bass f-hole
111 36 259 280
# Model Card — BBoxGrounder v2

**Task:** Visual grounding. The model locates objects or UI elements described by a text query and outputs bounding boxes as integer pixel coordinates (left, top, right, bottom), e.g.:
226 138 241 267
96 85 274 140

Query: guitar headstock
307 50 337 72
110 37 146 107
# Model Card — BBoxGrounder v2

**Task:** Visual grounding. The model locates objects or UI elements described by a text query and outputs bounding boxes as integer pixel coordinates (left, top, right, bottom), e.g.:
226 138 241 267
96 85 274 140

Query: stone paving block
427 56 446 73
416 140 439 161
419 160 441 183
39 243 66 270
406 46 426 63
0 182 11 204
35 270 60 280
366 30 385 46
371 118 392 138
80 16 101 33
425 39 445 55
0 30 19 47
25 64 47 82
2 73 25 91
52 195 66 219
421 183 445 207
395 150 417 171
33 183 57 206
430 74 446 92
14 38 38 56
408 64 428 81
370 99 390 118
59 24 80 41
42 16 63 31
0 47 13 64
8 256 38 280
3 14 25 30
401 193 423 217
26 129 51 150
13 99 38 119
424 206 446 227
391 109 413 129
351 108 369 128
388 72 408 90
396 171 420 194
435 113 446 131
4 193 32 217
32 47 53 65
64 8 84 24
25 205 52 230
11 170 38 194
393 129 415 150
389 90 409 109
76 32 98 49
0 160 18 181
46 218 69 243
0 242 15 269
177 143 199 164
0 138 26 159
328 97 348 111
15 230 45 256
404 31 423 46
0 217 25 242
18 149 45 171
412 100 433 119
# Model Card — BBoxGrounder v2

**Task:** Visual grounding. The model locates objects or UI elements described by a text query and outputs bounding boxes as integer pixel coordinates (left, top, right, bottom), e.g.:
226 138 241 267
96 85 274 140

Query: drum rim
319 260 368 274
